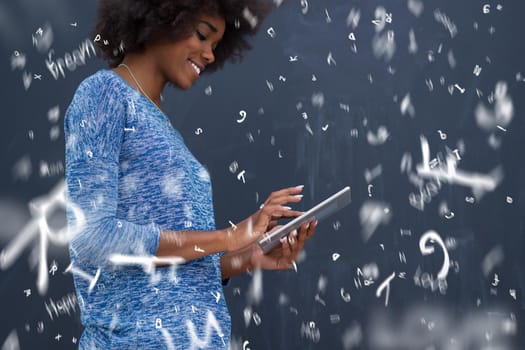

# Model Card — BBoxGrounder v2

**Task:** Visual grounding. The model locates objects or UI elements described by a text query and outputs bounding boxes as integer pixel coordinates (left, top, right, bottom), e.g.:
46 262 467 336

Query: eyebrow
199 20 218 33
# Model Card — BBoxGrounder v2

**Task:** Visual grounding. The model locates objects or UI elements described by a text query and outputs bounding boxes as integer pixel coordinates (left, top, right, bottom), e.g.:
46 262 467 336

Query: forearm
155 228 229 261
66 161 160 267
220 245 255 280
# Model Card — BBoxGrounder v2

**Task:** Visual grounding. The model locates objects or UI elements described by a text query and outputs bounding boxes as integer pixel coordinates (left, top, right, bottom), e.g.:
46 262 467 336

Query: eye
196 30 206 41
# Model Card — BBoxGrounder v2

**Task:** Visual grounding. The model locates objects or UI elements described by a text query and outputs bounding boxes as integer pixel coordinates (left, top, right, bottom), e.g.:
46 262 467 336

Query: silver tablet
258 186 351 254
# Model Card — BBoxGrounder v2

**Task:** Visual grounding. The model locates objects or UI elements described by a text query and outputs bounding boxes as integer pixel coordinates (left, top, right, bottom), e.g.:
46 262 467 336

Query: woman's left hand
249 219 317 270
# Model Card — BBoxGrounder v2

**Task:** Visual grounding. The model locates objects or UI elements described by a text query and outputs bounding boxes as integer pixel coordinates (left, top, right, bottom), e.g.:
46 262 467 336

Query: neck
115 54 165 107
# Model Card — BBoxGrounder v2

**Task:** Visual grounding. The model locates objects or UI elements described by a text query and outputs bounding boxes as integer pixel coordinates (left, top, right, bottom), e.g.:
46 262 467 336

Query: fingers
287 220 317 265
288 229 303 261
256 219 317 271
268 185 304 199
262 185 304 208
267 220 279 230
259 203 303 220
256 186 305 234
266 194 304 207
297 219 317 243
276 236 292 269
276 230 301 270
280 236 292 257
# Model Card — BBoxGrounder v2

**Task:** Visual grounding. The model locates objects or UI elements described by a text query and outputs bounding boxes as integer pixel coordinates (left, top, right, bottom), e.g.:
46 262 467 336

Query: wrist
220 227 233 252
246 243 259 271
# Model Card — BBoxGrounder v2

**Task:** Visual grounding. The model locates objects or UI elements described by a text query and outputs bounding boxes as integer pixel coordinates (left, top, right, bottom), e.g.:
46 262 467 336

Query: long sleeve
64 75 160 268
65 71 229 349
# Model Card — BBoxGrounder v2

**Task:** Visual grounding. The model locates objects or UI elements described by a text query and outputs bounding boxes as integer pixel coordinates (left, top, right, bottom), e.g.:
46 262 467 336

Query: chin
170 80 193 91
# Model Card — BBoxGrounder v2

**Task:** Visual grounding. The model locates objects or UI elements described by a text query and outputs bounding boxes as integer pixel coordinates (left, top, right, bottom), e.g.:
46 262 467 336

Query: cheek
163 47 186 64
159 38 201 72
163 39 194 59
181 36 203 52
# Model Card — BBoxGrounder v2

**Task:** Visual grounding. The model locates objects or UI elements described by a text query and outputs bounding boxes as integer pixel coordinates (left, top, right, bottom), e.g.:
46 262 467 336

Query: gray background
1 0 524 349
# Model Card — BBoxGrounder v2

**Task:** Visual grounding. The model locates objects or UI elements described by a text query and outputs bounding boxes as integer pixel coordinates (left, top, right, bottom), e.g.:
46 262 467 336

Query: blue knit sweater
65 69 230 349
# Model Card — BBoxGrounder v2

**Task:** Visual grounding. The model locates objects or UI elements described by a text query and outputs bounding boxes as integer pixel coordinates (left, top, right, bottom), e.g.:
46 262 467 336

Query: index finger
265 185 304 202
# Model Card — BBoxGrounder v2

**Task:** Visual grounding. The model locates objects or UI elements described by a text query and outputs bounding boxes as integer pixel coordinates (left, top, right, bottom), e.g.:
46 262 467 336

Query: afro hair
92 0 275 73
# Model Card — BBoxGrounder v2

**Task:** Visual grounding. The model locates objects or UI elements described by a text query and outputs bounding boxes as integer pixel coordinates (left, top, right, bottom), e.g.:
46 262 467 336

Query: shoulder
67 69 133 116
73 69 123 101
65 70 134 129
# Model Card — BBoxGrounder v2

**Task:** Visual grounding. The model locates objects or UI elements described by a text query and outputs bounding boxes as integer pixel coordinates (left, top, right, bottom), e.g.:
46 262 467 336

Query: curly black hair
92 0 274 73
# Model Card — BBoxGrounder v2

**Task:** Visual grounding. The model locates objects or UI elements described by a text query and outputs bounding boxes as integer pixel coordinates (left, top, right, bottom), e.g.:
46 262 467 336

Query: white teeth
189 61 201 75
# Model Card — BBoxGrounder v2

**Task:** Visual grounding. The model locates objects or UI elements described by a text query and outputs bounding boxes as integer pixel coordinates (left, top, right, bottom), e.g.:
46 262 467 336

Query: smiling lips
189 60 202 76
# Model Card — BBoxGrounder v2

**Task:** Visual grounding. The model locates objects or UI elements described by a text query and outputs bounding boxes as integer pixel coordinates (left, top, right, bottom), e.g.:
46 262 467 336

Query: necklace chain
118 63 160 109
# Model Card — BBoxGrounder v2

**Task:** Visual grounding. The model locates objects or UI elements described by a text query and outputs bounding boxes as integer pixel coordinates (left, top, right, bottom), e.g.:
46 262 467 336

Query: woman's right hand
224 185 305 252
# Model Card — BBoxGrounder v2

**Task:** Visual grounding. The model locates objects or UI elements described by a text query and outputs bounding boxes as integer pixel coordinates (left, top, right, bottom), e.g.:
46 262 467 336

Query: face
153 13 226 90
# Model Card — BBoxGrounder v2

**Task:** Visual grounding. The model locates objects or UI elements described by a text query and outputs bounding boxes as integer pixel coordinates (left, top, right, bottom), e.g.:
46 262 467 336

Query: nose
201 44 215 65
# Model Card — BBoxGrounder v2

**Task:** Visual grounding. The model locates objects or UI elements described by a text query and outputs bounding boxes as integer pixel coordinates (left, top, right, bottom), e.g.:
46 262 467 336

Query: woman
64 0 317 348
